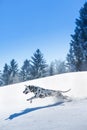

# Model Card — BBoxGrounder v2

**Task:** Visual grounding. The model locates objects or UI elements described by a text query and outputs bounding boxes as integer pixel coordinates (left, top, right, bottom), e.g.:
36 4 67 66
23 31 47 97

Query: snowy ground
0 72 87 130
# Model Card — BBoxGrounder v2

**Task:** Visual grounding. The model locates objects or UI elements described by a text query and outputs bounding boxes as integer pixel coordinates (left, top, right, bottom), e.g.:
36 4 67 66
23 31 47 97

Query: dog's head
23 85 31 94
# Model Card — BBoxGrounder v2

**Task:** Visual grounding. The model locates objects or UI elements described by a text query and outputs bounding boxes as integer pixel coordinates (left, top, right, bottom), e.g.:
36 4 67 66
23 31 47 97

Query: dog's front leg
27 95 36 103
27 98 32 103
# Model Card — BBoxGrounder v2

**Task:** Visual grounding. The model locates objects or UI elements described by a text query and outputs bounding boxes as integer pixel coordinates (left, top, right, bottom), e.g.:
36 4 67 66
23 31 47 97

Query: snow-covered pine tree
0 70 3 86
9 59 19 84
67 2 87 71
49 60 66 75
49 62 55 76
54 60 66 74
20 59 32 81
2 64 10 85
31 49 48 78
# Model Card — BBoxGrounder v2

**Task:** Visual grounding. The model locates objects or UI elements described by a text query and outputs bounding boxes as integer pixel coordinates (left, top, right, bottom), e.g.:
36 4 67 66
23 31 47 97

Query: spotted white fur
23 85 71 103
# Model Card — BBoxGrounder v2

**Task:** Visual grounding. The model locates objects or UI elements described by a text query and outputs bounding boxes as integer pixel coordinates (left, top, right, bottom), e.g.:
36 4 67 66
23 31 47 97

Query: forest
1 2 87 86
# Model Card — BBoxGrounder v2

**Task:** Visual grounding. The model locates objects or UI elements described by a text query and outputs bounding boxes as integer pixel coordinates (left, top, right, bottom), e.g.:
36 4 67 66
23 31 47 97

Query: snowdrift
0 71 87 104
0 72 87 130
0 71 87 112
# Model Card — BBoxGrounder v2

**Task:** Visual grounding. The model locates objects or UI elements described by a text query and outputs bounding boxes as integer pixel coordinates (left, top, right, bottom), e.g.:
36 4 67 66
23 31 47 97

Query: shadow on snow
6 102 64 120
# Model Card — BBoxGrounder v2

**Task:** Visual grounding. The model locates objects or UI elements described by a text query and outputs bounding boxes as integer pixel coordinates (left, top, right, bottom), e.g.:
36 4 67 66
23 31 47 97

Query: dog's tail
59 89 71 93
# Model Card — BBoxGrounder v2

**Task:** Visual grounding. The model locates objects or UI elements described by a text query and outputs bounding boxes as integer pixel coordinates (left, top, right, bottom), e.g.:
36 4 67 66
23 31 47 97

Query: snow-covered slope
0 72 87 130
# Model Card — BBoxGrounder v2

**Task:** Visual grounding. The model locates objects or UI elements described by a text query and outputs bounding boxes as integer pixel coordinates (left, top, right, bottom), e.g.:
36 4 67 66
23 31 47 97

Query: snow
0 72 87 130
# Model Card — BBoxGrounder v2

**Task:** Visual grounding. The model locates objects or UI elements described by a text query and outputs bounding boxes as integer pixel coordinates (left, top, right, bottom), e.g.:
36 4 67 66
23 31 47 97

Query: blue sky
0 0 86 70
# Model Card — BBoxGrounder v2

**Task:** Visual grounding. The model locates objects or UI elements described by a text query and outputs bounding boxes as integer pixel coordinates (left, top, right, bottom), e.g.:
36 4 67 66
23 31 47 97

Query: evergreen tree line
67 2 87 72
1 2 87 86
0 49 67 86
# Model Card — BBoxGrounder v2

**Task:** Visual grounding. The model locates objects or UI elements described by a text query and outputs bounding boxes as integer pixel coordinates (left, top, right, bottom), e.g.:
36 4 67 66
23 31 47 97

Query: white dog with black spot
23 85 71 103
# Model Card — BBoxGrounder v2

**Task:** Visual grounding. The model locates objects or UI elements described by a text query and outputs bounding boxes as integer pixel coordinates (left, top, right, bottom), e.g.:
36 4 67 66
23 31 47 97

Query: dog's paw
26 99 29 101
26 99 32 103
30 100 32 103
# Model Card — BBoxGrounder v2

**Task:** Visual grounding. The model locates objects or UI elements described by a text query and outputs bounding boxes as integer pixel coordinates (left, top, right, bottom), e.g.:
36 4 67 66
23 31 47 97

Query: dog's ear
29 85 31 89
24 85 32 89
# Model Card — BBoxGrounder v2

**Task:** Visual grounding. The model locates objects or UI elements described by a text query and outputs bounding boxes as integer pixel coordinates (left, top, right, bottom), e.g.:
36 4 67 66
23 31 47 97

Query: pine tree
0 70 3 86
54 60 66 74
20 59 32 81
9 59 19 84
67 2 87 71
31 49 48 78
2 64 10 85
49 62 55 76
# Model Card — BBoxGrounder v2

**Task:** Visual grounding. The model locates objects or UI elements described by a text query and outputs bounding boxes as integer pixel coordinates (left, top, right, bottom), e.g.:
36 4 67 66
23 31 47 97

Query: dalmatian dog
23 85 71 103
